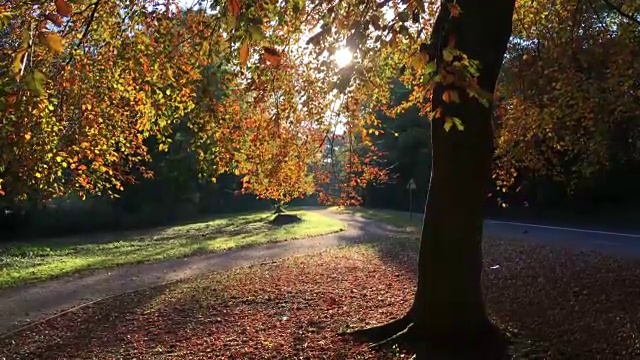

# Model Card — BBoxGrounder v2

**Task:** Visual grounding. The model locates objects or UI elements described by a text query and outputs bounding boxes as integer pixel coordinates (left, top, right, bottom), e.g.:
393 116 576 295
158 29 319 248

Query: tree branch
601 0 640 26
65 0 101 65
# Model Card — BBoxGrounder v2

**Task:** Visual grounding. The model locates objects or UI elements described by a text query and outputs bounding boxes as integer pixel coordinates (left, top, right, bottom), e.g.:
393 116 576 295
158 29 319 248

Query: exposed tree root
368 322 416 349
343 315 511 360
340 310 414 343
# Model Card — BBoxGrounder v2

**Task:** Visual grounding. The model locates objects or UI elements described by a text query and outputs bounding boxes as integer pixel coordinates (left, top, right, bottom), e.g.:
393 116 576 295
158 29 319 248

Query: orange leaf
447 2 462 17
228 0 240 18
239 43 249 67
442 90 451 102
39 32 65 54
55 0 73 17
263 46 281 66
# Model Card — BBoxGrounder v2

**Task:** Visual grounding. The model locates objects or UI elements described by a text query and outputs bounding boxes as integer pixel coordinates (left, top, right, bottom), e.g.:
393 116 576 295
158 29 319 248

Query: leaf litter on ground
1 234 639 359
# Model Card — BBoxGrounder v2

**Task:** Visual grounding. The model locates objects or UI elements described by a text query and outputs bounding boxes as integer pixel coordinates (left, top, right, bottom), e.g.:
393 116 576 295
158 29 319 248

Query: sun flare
334 48 353 68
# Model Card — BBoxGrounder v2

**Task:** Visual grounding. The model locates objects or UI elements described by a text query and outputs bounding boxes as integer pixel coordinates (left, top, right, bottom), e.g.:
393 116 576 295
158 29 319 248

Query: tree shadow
337 214 640 359
1 211 273 249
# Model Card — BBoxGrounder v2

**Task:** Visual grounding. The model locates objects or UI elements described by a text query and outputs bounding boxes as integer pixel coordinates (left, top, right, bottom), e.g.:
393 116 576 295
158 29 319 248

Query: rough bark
347 0 516 357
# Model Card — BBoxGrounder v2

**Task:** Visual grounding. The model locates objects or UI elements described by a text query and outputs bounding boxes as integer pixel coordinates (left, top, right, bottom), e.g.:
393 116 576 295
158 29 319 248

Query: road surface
483 219 640 258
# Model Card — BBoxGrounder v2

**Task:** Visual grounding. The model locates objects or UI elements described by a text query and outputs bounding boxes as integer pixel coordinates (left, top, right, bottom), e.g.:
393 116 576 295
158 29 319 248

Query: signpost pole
409 188 413 221
406 178 416 222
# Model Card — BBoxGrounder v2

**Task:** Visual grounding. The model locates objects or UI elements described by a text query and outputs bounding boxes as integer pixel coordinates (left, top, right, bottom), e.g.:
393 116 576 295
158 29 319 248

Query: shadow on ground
1 211 639 359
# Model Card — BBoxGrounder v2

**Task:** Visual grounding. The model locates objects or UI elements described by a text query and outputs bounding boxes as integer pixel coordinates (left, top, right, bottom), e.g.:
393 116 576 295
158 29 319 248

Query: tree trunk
346 0 516 356
411 0 516 346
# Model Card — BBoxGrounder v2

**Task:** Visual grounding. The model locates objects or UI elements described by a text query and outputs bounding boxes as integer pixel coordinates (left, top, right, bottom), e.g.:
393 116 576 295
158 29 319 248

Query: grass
0 210 345 288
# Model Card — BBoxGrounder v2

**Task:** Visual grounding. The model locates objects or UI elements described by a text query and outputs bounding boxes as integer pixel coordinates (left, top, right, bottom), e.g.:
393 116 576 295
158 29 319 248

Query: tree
346 1 516 356
491 0 640 211
12 0 627 356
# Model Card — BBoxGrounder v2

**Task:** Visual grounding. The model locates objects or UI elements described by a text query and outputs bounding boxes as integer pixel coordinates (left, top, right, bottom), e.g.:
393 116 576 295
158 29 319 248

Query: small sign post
406 178 416 221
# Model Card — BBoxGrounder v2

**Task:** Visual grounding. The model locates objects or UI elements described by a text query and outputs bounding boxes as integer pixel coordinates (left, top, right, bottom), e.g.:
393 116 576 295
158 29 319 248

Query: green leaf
0 11 12 30
398 11 410 22
292 0 305 15
425 61 437 74
444 117 453 132
25 70 46 96
248 25 266 42
452 117 464 131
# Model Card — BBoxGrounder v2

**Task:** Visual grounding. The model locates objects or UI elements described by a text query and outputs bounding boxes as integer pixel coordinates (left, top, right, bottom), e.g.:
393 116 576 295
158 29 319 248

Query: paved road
0 210 391 336
483 219 640 258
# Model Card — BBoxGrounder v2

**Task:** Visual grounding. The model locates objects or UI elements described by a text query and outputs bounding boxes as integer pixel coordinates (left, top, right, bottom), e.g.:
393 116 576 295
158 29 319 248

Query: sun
334 47 353 68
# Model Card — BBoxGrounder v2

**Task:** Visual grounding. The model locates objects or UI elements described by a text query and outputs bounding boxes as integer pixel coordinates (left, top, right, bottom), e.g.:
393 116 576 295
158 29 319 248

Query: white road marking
485 220 640 238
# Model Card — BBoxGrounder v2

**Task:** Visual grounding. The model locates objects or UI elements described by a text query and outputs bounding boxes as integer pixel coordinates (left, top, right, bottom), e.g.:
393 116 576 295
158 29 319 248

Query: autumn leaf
228 0 241 19
0 10 12 30
397 11 410 22
263 46 281 66
11 49 27 77
39 32 65 54
248 25 266 42
442 48 454 62
45 12 64 27
442 89 460 103
447 2 462 17
452 117 464 131
25 70 47 96
54 0 73 17
239 43 250 67
444 116 453 132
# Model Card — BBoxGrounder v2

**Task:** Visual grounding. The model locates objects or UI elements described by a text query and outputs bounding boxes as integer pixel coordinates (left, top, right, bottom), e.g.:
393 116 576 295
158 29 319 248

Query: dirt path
0 209 397 335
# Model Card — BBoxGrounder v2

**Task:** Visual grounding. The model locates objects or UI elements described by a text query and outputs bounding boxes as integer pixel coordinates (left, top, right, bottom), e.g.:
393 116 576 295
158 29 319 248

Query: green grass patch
0 210 345 288
337 207 423 229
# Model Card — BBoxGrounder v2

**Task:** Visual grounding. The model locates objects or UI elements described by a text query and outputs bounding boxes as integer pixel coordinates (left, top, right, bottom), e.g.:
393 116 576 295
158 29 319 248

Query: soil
269 213 303 226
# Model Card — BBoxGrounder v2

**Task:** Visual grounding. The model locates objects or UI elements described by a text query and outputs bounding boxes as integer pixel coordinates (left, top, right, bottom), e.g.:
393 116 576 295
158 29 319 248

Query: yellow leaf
452 117 464 131
239 43 249 67
444 117 453 132
55 0 73 17
39 32 64 54
443 48 454 62
11 49 27 77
